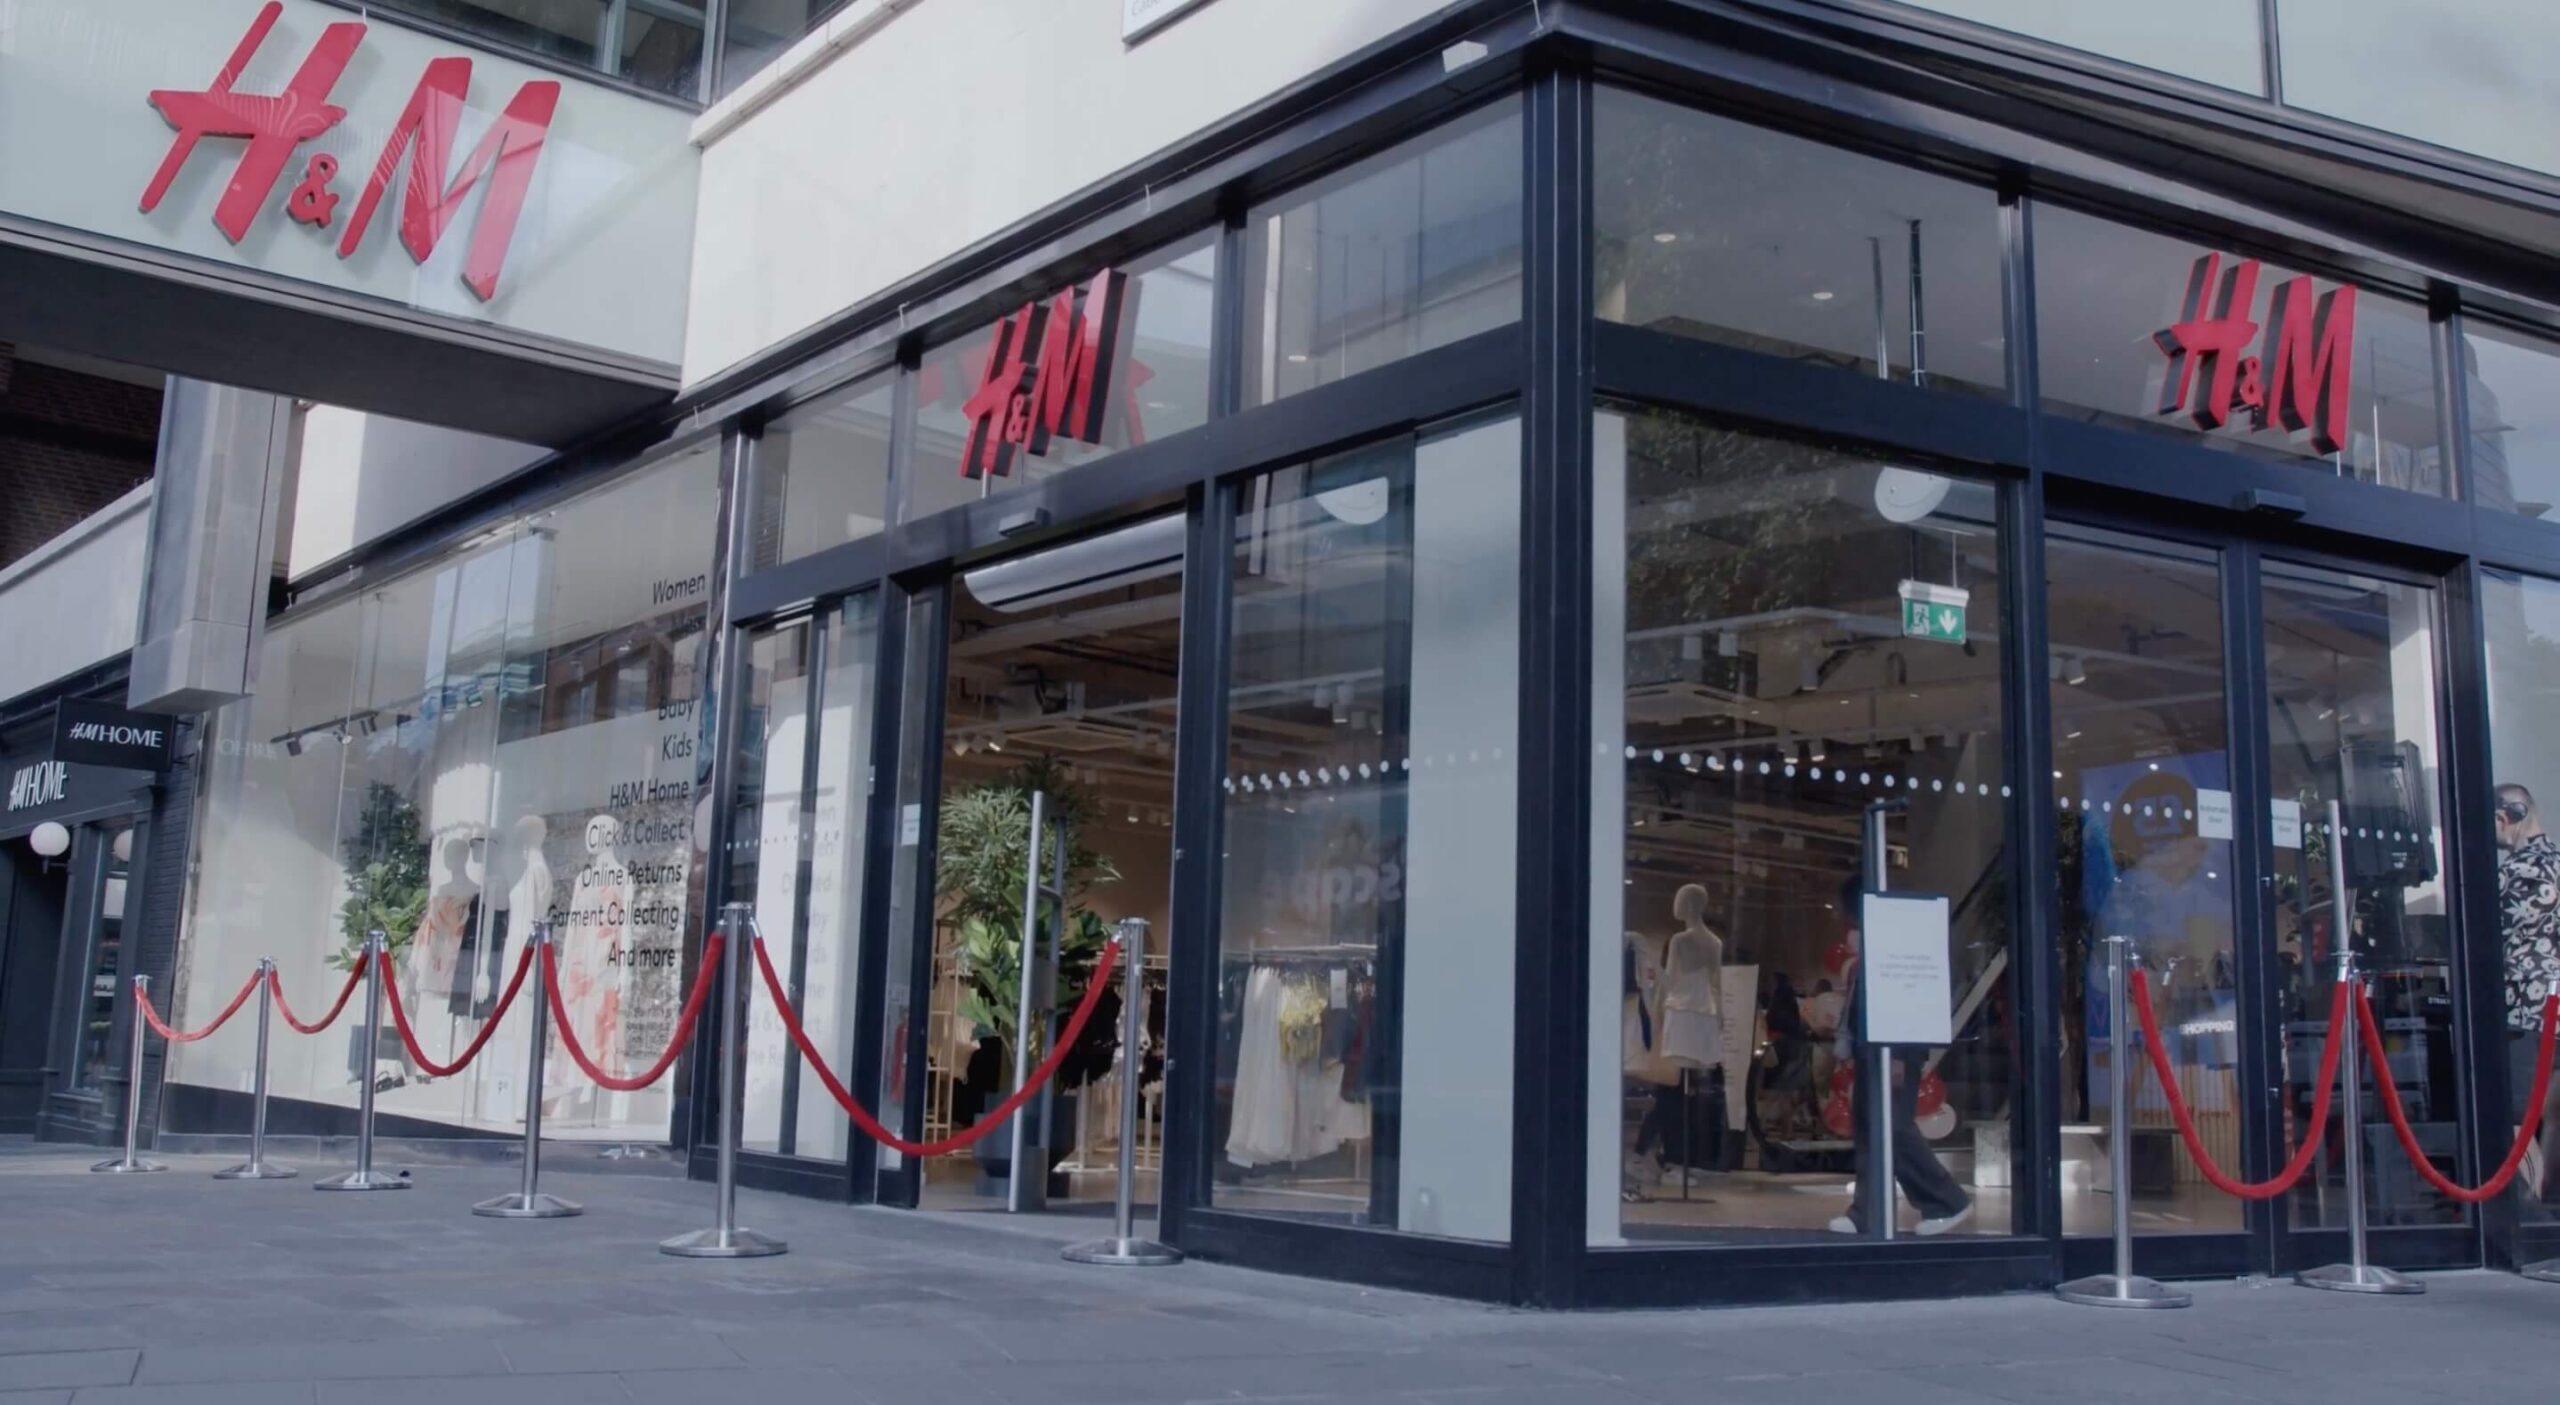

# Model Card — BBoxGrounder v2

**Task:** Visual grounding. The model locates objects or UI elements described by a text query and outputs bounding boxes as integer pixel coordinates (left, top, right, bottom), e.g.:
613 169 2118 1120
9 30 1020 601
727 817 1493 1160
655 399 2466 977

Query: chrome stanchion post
92 975 166 1174
215 959 294 1180
1065 919 1182 1267
1009 791 1060 1213
663 903 785 1257
317 931 407 1191
2057 937 2189 1307
476 924 578 1218
2299 808 2421 1293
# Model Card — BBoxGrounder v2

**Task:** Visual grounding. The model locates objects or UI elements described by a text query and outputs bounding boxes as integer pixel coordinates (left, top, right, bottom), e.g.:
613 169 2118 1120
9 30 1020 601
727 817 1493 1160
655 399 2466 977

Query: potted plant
334 782 428 1083
937 756 1115 1187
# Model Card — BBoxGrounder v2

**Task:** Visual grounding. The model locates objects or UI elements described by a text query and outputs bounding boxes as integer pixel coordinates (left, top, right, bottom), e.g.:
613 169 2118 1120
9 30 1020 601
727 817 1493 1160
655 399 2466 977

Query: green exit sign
1899 581 1969 645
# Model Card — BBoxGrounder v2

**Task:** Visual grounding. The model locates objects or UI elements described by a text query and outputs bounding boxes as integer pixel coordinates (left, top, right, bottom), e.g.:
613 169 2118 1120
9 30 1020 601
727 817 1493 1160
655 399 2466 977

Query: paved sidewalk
0 1142 2554 1402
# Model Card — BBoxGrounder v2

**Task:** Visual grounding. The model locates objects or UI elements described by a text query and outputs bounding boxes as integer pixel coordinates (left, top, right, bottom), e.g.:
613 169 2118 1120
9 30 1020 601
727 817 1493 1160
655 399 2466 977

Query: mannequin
483 815 554 1007
561 814 631 1120
1656 884 1725 1069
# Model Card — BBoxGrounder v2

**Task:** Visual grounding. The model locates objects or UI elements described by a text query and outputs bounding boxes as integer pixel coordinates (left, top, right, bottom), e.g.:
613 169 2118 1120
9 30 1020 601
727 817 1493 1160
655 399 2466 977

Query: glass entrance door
2049 520 2474 1274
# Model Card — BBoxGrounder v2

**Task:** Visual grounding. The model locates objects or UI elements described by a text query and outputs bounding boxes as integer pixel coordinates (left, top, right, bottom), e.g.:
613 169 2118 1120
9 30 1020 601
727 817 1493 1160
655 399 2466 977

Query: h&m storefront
162 5 2560 1306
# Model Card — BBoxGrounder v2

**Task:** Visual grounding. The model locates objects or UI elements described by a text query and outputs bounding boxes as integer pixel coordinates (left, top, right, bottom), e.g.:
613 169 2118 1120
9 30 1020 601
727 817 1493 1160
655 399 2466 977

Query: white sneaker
1915 1203 1975 1237
1827 1215 1859 1234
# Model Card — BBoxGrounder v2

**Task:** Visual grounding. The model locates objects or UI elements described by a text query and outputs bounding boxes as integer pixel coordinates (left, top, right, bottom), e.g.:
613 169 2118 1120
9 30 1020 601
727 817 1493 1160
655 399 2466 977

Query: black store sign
52 700 173 773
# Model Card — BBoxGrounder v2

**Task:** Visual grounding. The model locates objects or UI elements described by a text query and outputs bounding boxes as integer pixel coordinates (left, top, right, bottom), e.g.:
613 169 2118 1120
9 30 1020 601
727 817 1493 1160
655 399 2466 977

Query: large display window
170 443 722 1143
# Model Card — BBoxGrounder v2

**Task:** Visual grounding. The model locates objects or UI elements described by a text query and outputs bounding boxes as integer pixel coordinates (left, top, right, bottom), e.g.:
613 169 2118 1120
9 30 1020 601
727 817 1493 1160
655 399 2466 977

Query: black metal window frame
662 3 2560 1302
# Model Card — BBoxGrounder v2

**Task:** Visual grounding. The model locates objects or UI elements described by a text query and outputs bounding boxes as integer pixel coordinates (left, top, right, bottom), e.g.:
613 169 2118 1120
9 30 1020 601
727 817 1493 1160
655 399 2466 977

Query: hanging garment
404 895 475 1002
1226 968 1294 1166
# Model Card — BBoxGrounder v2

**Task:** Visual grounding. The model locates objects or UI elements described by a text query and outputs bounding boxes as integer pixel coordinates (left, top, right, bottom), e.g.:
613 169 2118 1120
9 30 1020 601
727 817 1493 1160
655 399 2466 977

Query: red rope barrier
543 935 724 1092
2356 985 2559 1205
377 943 535 1079
134 970 261 1044
269 963 365 1035
2131 967 2347 1200
753 932 1122 1158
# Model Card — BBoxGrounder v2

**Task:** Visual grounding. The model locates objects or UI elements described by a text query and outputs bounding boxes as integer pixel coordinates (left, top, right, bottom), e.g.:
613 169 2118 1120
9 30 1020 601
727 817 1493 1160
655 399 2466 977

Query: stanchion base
2295 1262 2424 1295
474 1191 582 1219
1061 1236 1183 1267
2054 1273 2191 1309
2518 1258 2560 1284
212 1162 296 1181
658 1227 786 1258
89 1158 165 1174
313 1170 410 1192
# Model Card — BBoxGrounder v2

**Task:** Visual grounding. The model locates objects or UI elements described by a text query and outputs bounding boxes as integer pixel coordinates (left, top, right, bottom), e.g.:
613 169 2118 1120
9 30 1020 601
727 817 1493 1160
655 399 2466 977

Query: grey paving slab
8 1141 2560 1405
617 1366 848 1404
0 1393 72 1405
312 1373 629 1405
0 1355 134 1393
70 1384 315 1405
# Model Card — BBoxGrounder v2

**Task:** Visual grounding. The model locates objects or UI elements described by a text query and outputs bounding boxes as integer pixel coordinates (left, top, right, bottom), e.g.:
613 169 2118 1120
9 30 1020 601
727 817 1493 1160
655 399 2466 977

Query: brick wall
0 347 162 571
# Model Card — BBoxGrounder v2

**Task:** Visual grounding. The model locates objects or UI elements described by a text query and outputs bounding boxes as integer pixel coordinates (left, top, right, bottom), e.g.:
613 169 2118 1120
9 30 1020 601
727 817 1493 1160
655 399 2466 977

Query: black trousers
1847 1056 1968 1227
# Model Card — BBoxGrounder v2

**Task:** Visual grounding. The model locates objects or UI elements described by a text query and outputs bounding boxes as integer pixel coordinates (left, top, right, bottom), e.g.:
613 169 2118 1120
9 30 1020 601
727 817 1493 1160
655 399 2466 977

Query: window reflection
1596 89 2006 398
1589 404 2013 1244
2475 569 2560 1223
2462 320 2560 519
1213 415 1521 1241
2048 526 2241 1236
2261 560 2462 1228
1243 102 1523 406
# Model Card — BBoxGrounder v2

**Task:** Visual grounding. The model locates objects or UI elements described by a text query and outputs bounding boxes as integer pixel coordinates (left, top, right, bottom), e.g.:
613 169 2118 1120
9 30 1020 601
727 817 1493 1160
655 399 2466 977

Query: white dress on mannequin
1657 884 1724 1069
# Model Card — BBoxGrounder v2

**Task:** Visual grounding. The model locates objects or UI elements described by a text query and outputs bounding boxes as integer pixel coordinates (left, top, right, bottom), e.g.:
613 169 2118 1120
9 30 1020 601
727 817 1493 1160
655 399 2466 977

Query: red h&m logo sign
961 269 1132 480
2154 253 2359 456
137 1 558 303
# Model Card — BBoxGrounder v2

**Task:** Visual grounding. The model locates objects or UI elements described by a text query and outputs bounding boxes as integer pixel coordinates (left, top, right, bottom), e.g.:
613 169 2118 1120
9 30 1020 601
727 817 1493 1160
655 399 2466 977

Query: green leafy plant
333 782 428 971
938 756 1116 1054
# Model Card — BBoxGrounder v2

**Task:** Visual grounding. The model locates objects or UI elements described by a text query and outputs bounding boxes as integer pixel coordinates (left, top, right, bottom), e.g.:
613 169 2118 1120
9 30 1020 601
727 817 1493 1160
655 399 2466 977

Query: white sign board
1860 893 1953 1046
1125 0 1216 42
0 0 699 365
2271 798 2303 849
2196 788 2234 842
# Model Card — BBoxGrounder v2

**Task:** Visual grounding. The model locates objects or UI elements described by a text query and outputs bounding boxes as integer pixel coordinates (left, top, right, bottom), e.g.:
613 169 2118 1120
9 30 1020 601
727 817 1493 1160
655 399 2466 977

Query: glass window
2048 526 2240 1237
733 595 881 1161
1243 101 1522 407
716 0 835 99
2482 567 2560 1226
909 236 1217 520
1213 413 1521 1241
70 823 136 1093
368 0 706 99
2262 560 2462 1229
1595 89 2007 399
2036 205 2447 495
2278 0 2560 177
752 373 894 570
2461 320 2560 519
1587 404 2013 1244
168 444 724 1144
1889 0 2265 92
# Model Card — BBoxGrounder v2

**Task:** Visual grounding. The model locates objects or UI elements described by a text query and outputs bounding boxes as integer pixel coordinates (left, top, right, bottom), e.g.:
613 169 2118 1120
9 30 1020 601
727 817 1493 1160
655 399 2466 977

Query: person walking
1828 878 1973 1236
2495 784 2560 1200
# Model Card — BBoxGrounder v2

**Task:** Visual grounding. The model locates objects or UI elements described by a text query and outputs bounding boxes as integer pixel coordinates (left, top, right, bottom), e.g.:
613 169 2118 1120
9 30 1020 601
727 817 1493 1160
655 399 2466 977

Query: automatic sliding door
2047 525 2245 1244
2260 560 2467 1239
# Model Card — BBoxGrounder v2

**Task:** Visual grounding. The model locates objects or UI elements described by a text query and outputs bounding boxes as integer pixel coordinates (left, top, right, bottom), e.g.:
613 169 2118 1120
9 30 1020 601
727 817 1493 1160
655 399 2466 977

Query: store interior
919 516 1186 1212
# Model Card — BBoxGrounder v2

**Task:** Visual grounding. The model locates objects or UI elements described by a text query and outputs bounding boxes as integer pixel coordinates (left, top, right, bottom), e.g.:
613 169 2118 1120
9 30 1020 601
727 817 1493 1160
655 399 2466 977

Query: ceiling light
986 734 1006 752
2064 656 2088 686
1810 290 1836 302
1652 231 1678 244
1807 738 1827 762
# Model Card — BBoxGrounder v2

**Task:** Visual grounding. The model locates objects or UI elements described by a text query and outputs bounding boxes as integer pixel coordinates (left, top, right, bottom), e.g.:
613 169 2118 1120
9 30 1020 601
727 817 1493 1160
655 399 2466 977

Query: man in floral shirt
2496 784 2560 1200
